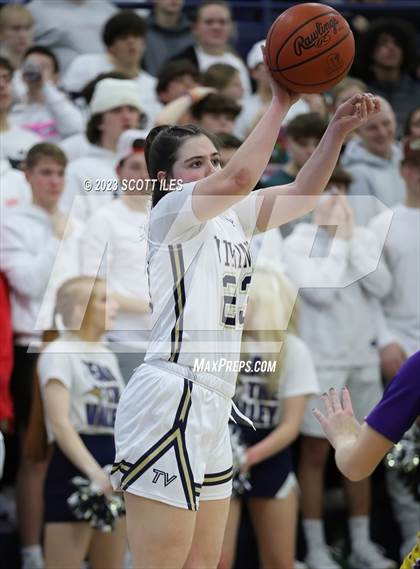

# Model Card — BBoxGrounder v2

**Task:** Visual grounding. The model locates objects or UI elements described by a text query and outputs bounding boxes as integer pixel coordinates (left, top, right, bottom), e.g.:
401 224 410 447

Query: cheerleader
219 266 319 569
38 277 126 569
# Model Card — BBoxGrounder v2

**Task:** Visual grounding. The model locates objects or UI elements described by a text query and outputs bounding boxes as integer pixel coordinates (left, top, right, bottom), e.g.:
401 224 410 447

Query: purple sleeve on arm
366 351 420 444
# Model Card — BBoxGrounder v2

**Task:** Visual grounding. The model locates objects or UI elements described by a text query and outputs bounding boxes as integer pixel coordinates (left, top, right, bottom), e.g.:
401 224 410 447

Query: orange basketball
266 2 355 93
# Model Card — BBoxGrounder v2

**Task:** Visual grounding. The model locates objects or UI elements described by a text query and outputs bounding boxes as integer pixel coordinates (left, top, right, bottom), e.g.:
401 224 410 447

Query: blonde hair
0 5 33 29
54 276 102 331
331 76 367 108
241 265 298 394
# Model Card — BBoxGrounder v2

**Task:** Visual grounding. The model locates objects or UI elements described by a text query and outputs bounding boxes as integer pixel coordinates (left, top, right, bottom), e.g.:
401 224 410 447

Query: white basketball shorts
111 361 233 510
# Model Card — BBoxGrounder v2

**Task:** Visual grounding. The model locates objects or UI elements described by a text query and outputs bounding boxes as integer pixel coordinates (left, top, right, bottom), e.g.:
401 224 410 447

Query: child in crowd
219 265 318 569
38 276 126 568
284 166 396 569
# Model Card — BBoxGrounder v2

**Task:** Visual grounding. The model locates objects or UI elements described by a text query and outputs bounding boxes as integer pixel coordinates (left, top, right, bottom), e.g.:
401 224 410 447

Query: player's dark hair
145 124 220 208
103 10 146 47
24 45 59 73
285 112 328 141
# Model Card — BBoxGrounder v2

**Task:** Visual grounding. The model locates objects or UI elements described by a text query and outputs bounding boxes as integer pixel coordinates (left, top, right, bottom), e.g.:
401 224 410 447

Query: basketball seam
276 58 353 87
274 9 341 68
272 30 352 73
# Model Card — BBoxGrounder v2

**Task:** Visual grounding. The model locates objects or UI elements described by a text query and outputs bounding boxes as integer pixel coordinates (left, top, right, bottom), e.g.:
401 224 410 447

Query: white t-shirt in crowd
80 198 151 347
59 133 93 162
234 334 319 429
38 336 125 442
369 204 420 356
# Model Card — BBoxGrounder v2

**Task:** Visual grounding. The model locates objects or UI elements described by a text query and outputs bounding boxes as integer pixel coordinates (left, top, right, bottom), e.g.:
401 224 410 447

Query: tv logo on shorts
152 468 177 487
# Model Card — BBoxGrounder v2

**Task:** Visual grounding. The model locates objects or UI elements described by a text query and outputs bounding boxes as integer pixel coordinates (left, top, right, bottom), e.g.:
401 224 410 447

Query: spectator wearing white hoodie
284 167 396 569
10 46 84 141
0 142 81 569
369 137 420 558
80 129 152 382
341 96 406 225
59 78 143 222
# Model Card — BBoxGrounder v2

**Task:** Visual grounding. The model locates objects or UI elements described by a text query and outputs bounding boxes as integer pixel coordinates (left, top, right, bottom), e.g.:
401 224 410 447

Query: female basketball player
219 266 319 569
38 277 126 569
111 48 380 568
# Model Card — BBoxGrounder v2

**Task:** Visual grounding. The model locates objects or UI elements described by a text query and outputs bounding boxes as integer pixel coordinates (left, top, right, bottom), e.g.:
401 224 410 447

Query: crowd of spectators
0 1 419 569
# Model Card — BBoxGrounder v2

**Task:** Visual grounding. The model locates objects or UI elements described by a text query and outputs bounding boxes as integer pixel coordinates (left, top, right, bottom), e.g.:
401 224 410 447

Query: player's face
169 134 221 182
357 105 396 158
26 158 65 210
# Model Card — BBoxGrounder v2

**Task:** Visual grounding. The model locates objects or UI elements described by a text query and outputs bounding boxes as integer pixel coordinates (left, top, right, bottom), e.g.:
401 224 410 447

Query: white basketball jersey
145 182 261 390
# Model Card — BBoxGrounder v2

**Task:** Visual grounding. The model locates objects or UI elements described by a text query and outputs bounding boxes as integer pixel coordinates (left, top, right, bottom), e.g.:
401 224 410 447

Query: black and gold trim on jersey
112 379 197 511
202 466 233 487
168 244 186 364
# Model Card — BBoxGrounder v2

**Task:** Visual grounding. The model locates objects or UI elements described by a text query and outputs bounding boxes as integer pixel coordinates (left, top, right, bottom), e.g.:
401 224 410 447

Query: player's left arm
255 93 380 231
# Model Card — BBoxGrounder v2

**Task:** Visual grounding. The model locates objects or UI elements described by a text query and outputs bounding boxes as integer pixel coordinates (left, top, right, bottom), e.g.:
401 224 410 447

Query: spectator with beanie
60 78 143 221
353 18 420 136
170 0 252 96
10 46 84 141
0 143 82 569
62 10 159 121
26 0 117 71
81 129 152 383
342 96 406 225
143 0 194 77
369 136 420 559
0 5 34 70
0 57 41 168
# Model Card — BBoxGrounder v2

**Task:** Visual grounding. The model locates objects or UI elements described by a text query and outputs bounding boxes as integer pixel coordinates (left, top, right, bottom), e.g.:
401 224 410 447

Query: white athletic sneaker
348 542 397 569
305 547 341 569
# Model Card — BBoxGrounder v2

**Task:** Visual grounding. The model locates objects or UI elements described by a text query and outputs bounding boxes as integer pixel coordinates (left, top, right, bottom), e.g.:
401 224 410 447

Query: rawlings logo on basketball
293 17 340 56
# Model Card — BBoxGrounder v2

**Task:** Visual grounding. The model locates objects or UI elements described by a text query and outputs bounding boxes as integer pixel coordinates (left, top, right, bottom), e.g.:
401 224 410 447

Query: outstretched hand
261 45 300 108
331 92 380 139
312 387 362 449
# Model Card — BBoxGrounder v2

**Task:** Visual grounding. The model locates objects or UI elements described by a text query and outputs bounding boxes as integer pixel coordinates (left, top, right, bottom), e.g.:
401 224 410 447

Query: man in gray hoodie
341 96 405 225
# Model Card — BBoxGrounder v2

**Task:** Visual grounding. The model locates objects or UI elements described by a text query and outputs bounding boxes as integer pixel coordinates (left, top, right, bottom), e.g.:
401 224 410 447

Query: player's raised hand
312 387 362 449
261 45 300 108
331 93 380 139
